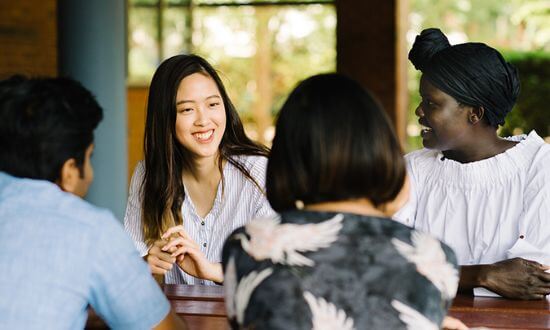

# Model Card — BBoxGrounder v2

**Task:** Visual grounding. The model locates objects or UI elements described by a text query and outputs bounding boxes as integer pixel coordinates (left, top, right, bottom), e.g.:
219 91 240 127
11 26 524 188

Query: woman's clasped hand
147 225 223 283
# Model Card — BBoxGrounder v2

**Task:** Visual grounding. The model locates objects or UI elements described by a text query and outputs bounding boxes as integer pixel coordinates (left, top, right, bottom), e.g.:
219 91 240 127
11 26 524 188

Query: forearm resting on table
458 264 489 292
148 252 224 284
207 263 224 284
179 260 223 283
459 259 550 300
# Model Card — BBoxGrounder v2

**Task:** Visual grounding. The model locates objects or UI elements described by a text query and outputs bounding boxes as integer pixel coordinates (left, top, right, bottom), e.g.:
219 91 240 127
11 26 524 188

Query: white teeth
420 125 433 135
194 130 213 140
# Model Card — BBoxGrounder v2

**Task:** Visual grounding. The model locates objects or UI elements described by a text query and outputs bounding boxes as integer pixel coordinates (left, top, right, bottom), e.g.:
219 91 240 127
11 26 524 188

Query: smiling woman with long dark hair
124 54 273 285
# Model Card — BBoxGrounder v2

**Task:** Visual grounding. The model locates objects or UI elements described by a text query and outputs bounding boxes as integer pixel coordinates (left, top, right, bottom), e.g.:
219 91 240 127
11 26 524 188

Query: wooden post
336 0 408 145
252 7 274 146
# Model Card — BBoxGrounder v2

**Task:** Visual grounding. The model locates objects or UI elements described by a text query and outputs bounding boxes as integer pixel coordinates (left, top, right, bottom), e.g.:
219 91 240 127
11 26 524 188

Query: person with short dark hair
124 54 274 285
395 28 550 300
0 76 186 329
221 74 461 329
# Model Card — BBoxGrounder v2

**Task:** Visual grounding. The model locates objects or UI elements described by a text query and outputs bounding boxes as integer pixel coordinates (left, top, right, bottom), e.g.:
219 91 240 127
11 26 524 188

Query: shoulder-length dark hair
266 73 406 212
142 54 268 244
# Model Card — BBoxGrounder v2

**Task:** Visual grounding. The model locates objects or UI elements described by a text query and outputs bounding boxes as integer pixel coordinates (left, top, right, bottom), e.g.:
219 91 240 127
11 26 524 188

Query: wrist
207 263 224 283
459 264 491 291
466 264 491 288
477 264 493 288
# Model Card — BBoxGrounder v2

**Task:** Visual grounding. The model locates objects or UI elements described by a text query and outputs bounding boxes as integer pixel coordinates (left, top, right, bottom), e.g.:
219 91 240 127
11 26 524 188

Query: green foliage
500 51 550 137
187 5 335 126
405 69 423 152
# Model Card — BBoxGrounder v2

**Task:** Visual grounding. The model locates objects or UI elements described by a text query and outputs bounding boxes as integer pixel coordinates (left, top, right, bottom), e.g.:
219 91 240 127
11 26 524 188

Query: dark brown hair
266 73 406 212
141 54 268 244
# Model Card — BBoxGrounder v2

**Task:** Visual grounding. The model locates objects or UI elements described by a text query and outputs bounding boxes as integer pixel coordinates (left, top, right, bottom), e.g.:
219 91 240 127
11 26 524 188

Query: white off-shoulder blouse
395 130 550 266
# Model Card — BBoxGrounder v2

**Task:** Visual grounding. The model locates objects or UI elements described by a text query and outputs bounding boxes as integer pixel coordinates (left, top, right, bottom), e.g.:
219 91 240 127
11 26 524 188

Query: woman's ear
468 106 485 125
56 158 79 194
379 175 410 217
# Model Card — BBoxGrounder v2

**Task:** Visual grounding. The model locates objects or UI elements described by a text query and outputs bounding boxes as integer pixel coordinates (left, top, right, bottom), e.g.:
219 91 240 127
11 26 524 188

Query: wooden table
448 294 550 329
164 285 550 330
164 285 229 330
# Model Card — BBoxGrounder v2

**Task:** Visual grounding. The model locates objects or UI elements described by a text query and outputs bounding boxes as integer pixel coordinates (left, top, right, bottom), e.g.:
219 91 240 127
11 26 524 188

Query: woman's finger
178 245 204 260
161 225 189 239
151 257 175 270
535 288 550 297
442 316 468 330
172 243 203 256
537 269 550 283
171 246 190 259
153 238 168 246
161 237 186 251
150 265 169 275
182 236 200 250
162 236 200 252
526 293 546 300
168 239 201 257
149 246 177 262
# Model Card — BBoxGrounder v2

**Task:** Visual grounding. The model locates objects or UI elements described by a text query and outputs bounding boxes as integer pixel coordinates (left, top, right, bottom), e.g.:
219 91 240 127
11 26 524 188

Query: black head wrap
409 28 520 127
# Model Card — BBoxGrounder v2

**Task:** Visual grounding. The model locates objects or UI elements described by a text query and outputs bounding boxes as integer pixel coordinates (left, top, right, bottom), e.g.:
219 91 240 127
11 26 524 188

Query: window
128 0 336 143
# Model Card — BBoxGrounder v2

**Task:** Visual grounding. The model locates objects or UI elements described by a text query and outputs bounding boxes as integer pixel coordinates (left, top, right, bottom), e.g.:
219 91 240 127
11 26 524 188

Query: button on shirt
0 172 170 329
124 155 276 285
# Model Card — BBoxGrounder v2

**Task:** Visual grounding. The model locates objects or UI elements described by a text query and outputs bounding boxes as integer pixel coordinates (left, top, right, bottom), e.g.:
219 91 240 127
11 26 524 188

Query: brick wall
0 1 58 79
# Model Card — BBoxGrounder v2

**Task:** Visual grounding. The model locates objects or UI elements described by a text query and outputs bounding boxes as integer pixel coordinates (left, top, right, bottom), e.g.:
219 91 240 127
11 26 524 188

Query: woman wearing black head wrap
395 28 550 300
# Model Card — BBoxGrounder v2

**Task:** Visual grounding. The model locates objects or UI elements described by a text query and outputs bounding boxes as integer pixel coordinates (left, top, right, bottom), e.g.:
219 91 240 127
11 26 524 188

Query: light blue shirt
0 172 170 329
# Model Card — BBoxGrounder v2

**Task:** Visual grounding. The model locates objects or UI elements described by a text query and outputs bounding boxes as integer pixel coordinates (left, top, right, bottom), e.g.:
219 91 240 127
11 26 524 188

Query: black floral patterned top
222 210 459 330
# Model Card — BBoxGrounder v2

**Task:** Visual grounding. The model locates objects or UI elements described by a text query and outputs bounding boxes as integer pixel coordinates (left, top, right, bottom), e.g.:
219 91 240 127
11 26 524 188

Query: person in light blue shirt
0 76 186 329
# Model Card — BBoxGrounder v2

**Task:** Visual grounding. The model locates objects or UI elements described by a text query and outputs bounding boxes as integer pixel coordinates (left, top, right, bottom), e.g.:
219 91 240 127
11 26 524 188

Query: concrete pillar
58 0 127 221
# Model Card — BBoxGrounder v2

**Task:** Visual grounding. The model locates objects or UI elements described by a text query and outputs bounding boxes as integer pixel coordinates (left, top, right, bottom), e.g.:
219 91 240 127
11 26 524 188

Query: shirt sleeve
393 153 419 227
123 161 149 256
248 156 276 219
89 212 170 329
514 146 550 260
253 189 275 218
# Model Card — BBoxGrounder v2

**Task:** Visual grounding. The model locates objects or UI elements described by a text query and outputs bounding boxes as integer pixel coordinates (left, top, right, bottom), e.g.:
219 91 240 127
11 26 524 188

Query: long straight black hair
142 54 269 244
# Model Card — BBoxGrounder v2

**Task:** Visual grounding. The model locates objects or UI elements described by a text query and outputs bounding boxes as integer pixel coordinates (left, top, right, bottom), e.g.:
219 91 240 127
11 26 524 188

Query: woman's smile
419 120 433 137
193 129 214 143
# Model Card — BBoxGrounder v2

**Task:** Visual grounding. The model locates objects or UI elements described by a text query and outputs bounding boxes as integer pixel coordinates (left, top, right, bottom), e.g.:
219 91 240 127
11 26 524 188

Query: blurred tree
500 51 550 138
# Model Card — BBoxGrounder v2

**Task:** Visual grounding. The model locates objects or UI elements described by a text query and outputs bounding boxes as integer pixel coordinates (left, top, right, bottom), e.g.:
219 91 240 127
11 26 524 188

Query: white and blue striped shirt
124 155 275 285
